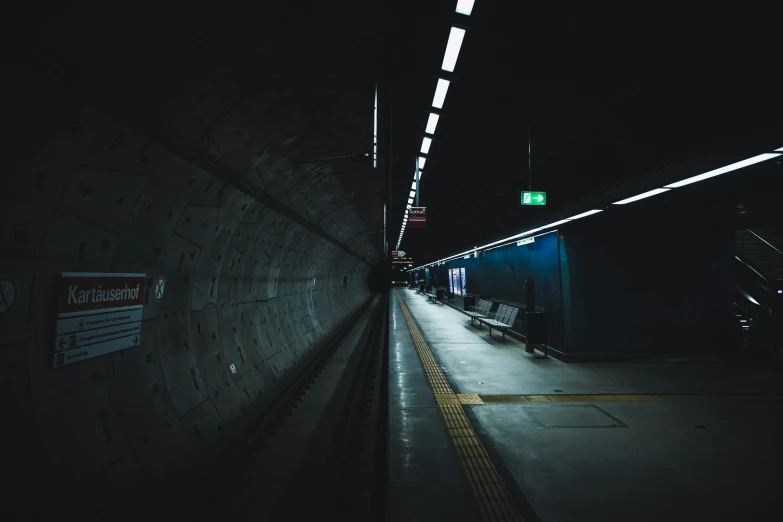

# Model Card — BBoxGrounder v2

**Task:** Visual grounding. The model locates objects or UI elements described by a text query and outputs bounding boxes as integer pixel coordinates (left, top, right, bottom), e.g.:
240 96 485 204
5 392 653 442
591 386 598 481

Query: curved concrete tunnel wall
1 89 374 515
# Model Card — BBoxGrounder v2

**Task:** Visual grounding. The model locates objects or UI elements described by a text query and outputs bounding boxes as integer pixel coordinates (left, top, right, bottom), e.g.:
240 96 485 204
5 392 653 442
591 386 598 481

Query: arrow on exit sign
521 191 546 206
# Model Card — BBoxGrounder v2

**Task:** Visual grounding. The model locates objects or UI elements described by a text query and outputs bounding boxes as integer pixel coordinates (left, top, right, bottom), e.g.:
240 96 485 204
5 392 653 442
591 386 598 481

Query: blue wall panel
432 231 564 350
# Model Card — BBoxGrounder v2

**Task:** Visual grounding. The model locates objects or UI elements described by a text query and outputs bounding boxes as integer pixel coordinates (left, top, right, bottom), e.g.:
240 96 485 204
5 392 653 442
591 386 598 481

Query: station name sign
408 207 427 229
53 273 146 368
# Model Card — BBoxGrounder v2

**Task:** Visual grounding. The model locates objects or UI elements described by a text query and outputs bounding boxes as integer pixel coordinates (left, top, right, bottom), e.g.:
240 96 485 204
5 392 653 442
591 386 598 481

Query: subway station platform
388 287 783 522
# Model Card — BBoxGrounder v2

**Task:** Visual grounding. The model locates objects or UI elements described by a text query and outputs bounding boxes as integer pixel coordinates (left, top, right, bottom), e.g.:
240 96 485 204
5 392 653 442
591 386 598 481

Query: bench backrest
495 304 510 323
503 306 519 327
477 299 492 314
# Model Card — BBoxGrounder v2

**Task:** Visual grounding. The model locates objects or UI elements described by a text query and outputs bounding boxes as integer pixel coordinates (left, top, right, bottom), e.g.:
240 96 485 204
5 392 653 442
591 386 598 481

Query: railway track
189 292 389 521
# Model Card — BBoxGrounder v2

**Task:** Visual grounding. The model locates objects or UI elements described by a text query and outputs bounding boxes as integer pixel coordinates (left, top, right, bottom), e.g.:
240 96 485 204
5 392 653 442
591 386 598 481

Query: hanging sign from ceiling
408 207 427 229
521 191 546 206
53 272 146 368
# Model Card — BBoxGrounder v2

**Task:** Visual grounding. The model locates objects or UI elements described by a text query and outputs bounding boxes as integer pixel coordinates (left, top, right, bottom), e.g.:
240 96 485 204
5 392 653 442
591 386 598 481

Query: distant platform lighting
421 137 432 154
567 209 603 220
664 153 781 188
432 79 450 109
441 27 465 73
613 188 670 205
456 0 476 16
425 113 440 135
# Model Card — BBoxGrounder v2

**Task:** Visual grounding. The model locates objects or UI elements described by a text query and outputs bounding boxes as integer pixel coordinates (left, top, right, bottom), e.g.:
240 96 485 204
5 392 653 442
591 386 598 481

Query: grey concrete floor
390 288 783 522
387 294 480 522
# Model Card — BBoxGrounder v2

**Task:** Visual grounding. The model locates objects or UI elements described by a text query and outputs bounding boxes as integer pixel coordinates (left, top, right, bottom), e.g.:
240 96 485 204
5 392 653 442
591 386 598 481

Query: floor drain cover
519 404 628 428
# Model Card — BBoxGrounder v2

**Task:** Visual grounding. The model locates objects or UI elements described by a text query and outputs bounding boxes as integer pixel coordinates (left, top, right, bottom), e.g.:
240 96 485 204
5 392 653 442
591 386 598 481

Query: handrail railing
734 255 768 283
747 229 783 257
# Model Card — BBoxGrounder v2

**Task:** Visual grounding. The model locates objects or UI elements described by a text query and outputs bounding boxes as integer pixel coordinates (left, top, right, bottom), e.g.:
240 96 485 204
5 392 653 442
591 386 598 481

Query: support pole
528 122 532 191
415 158 420 208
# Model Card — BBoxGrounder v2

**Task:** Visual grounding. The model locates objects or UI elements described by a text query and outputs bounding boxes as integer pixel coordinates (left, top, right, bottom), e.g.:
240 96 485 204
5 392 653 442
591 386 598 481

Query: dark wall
1 74 373 518
418 197 734 359
559 201 734 357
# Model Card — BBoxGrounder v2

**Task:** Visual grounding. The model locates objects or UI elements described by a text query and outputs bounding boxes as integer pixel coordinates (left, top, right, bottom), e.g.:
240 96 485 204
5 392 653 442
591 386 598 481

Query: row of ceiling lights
409 145 783 271
397 0 475 250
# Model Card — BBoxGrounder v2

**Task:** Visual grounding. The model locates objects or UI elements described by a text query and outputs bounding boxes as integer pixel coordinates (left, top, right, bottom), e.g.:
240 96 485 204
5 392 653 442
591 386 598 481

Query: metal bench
465 299 493 326
425 292 438 303
478 304 520 341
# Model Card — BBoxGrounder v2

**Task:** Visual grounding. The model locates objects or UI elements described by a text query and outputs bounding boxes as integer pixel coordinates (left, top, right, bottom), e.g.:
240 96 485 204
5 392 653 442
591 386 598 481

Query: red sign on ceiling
408 207 426 229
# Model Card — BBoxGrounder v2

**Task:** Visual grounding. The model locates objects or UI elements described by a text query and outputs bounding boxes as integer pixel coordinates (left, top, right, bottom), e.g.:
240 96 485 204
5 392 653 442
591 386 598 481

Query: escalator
732 227 783 364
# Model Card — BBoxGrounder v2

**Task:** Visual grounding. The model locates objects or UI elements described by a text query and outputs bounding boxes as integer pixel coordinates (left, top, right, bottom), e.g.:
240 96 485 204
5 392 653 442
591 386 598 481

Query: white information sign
53 272 146 368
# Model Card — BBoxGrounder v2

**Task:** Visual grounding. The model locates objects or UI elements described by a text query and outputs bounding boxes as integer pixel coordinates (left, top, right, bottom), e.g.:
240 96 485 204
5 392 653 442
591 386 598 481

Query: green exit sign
521 191 546 206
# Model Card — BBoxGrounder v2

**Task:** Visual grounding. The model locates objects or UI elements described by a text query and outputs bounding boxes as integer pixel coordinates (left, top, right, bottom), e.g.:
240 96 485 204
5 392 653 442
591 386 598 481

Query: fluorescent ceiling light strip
411 181 417 189
413 149 783 271
406 203 412 208
418 157 427 169
664 153 781 188
409 190 416 198
432 78 450 109
421 137 432 154
408 198 414 204
477 219 572 252
456 0 475 16
425 113 439 134
612 188 670 205
566 209 603 220
413 218 573 270
442 27 466 73
484 230 557 253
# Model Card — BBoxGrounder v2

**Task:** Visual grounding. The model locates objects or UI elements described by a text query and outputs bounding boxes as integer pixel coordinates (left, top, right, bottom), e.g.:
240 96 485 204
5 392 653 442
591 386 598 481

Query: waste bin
463 295 476 311
526 312 548 353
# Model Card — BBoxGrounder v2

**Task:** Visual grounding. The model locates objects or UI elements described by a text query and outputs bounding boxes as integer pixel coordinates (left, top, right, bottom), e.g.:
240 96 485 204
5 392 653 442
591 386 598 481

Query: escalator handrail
744 229 783 257
734 255 768 283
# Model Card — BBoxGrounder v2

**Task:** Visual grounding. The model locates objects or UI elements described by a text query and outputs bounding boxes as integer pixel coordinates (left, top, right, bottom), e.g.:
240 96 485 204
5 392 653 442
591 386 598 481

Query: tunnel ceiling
388 0 781 261
14 0 386 265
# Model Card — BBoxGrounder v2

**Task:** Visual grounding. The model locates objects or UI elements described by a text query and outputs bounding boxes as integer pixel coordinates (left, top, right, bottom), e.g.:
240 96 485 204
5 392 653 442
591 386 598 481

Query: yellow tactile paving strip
395 290 524 522
480 393 783 403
